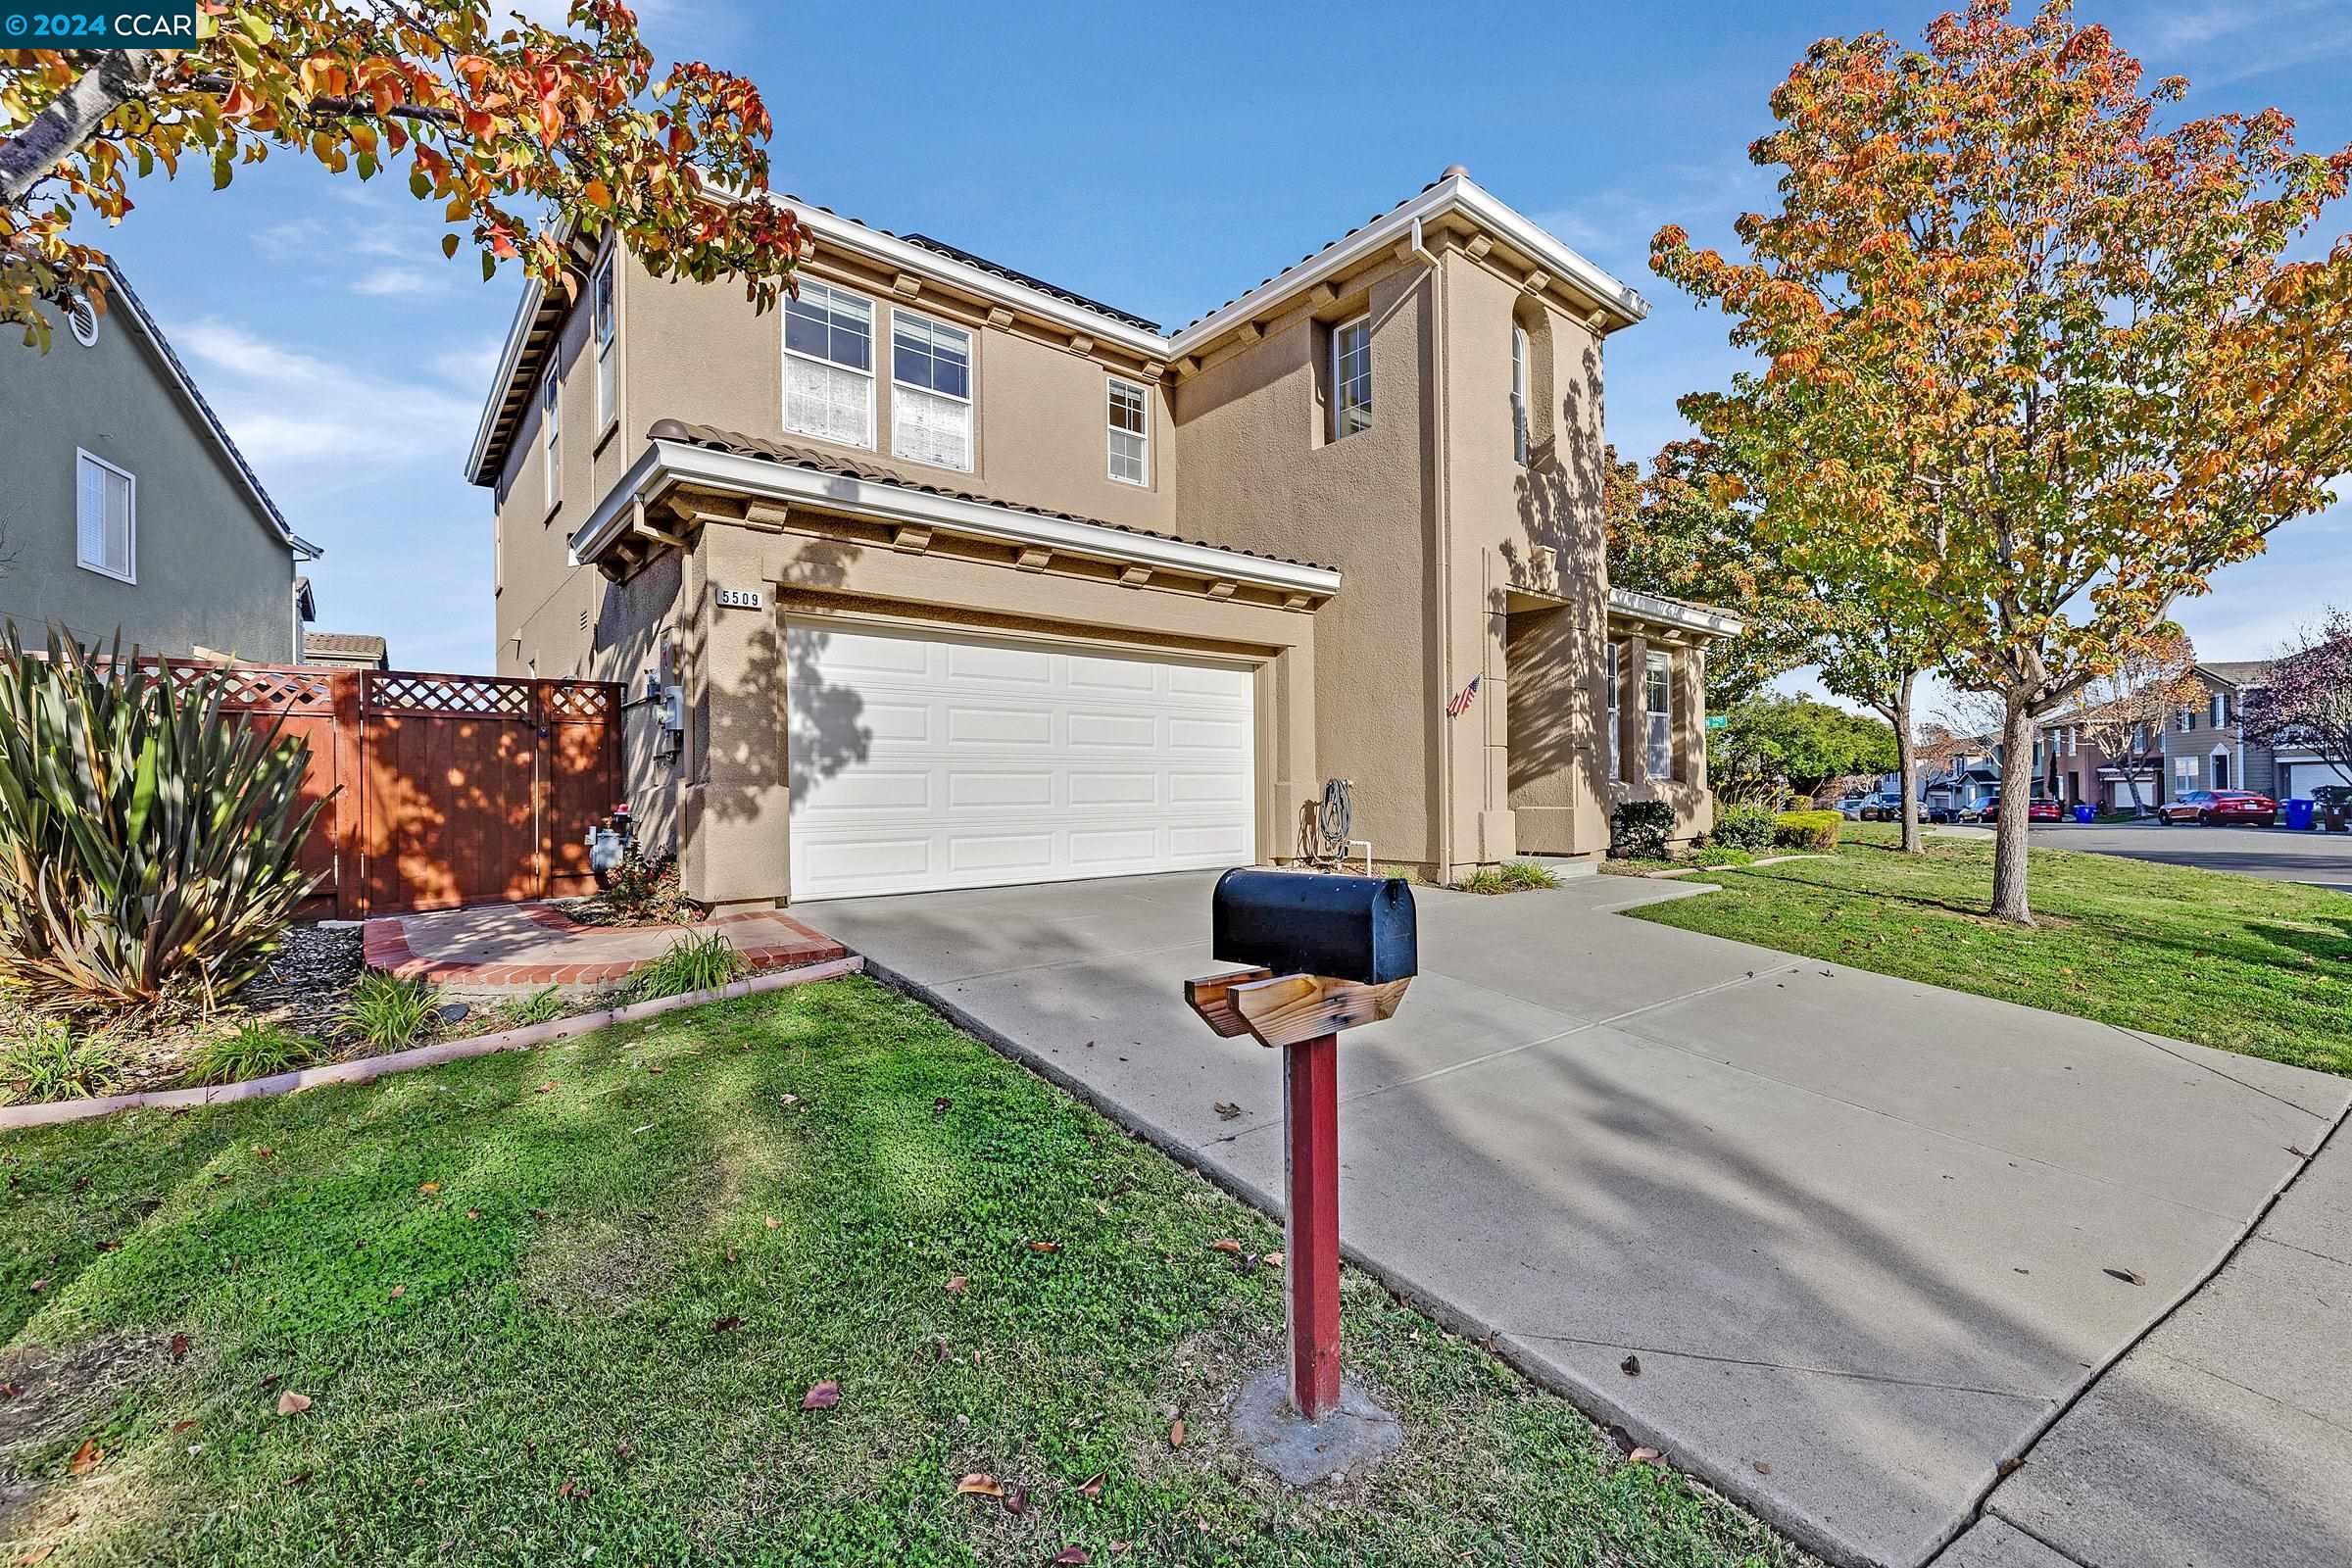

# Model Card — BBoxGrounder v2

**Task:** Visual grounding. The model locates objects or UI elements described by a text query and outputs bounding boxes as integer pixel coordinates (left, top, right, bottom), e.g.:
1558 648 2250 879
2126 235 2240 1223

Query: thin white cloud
173 318 479 469
351 266 439 298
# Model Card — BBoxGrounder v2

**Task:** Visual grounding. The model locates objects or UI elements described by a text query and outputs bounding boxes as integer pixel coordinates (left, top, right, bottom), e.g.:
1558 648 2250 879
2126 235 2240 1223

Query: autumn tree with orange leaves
1 1 805 347
1652 0 2352 922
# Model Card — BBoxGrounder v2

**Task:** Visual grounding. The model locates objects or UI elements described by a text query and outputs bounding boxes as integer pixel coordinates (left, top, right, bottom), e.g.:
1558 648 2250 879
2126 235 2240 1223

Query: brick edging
0 956 865 1132
360 906 846 987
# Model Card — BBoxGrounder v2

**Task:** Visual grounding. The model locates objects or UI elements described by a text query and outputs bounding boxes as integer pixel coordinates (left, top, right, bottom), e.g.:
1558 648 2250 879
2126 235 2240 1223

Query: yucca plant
0 626 326 1009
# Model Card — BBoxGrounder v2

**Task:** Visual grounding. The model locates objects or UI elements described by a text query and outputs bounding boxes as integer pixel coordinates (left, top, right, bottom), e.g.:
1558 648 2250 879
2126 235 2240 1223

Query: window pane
105 469 131 577
77 456 105 568
787 283 872 373
1109 428 1146 484
594 262 614 345
1645 652 1672 779
892 384 971 469
1334 319 1371 437
891 313 967 399
786 356 871 447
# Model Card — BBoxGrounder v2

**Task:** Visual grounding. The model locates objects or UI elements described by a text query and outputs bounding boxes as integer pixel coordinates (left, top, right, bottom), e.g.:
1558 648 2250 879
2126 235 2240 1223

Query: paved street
2012 820 2352 892
801 871 2352 1568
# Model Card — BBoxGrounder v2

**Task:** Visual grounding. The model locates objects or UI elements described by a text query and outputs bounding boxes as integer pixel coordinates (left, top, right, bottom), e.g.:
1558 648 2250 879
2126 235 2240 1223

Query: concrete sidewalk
798 871 2351 1568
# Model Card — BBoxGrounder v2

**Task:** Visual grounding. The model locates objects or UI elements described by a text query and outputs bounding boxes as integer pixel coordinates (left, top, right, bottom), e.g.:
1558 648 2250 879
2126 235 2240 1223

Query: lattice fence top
540 681 615 720
366 673 535 718
161 662 336 713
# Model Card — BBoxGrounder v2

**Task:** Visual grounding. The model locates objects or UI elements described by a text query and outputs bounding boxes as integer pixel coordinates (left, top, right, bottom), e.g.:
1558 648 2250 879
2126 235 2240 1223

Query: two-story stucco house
467 169 1740 907
1 270 319 661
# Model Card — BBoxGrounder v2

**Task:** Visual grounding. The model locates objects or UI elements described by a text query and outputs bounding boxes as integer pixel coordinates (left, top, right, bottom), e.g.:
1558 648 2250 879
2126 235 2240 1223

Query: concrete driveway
799 871 2351 1568
2018 818 2352 892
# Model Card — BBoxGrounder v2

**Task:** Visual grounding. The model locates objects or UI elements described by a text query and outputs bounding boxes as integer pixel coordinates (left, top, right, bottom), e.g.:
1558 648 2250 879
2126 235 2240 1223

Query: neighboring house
0 270 319 660
2160 662 2274 801
303 630 391 670
2033 711 2168 811
467 168 1740 907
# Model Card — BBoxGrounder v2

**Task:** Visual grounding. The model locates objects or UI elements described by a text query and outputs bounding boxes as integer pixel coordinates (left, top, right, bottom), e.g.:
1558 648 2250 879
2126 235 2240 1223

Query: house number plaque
713 586 764 610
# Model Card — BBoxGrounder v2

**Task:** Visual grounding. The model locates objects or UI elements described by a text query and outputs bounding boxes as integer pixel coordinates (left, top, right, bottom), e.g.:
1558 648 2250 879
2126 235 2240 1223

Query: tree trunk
2121 765 2146 816
0 52 167 208
1990 694 2037 924
1892 670 1922 853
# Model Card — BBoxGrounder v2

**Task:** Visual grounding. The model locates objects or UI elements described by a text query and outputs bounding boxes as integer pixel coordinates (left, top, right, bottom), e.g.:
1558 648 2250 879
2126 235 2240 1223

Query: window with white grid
1332 317 1371 439
1107 377 1149 485
75 450 134 582
890 309 972 470
593 252 616 434
783 280 874 449
1644 650 1673 779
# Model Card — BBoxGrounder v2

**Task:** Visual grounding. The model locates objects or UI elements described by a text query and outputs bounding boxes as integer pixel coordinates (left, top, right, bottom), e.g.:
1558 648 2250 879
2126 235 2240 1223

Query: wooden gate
195 662 622 918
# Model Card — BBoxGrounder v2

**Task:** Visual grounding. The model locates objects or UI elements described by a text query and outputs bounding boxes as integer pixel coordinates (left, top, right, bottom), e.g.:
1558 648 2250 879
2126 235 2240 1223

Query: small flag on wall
1446 675 1482 717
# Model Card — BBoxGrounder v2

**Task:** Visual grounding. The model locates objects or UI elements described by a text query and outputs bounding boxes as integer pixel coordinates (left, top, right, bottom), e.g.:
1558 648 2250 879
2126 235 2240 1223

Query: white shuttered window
783 281 874 448
891 310 972 470
1107 377 1149 485
75 450 134 582
1644 650 1674 780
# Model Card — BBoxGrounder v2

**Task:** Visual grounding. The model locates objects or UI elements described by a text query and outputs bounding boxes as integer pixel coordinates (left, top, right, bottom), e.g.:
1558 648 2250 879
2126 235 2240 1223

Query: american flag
1446 675 1482 717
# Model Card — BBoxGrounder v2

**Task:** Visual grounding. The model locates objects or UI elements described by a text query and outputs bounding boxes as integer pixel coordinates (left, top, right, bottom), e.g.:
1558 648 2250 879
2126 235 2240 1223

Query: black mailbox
1211 869 1418 986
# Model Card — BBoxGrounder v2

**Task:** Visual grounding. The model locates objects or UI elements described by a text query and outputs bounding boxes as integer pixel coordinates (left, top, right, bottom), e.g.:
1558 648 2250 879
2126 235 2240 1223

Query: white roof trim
570 439 1343 599
466 173 1648 481
1607 587 1742 639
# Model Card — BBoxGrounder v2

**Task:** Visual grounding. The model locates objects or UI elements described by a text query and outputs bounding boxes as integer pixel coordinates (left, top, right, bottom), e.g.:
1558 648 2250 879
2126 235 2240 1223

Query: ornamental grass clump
630 931 746 1001
0 627 325 1010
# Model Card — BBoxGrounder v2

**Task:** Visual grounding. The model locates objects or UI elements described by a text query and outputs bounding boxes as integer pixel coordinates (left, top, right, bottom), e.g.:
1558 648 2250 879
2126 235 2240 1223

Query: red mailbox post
1186 871 1415 1424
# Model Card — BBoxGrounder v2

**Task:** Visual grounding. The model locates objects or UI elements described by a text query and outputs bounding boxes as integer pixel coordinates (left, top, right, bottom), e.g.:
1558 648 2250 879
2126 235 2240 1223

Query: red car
2026 799 2065 823
2157 789 2278 827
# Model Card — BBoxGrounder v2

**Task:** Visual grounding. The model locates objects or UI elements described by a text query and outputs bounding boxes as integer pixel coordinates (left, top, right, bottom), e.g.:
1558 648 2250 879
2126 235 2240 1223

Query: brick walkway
363 903 846 992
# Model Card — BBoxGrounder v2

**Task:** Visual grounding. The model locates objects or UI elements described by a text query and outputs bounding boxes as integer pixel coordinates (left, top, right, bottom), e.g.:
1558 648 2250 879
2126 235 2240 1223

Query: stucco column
677 523 792 907
1620 632 1650 794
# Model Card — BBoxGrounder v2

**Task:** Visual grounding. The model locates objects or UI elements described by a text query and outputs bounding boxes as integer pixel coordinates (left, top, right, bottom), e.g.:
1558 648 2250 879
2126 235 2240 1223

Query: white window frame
592 250 617 437
1331 316 1372 440
540 360 561 514
1644 649 1674 780
2174 754 2197 792
1605 640 1623 782
888 306 973 472
1510 321 1530 465
2210 692 2229 728
1106 375 1150 486
781 279 877 450
74 448 136 584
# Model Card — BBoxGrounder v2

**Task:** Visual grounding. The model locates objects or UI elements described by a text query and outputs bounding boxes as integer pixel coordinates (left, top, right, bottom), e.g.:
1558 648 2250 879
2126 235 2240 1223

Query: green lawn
0 978 1805 1568
1628 825 2352 1076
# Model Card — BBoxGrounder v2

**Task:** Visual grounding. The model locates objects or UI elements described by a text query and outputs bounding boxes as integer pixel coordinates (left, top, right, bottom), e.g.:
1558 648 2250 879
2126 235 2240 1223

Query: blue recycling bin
2285 798 2316 831
2073 804 2094 824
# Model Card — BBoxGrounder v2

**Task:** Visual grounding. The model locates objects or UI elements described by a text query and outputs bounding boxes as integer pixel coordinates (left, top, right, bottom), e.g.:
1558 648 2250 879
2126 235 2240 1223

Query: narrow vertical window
74 449 134 582
1644 650 1673 780
782 280 875 449
1107 377 1150 485
2211 692 2228 728
1605 640 1623 782
593 253 617 434
890 309 972 470
540 360 561 514
1331 317 1372 439
1510 322 1530 465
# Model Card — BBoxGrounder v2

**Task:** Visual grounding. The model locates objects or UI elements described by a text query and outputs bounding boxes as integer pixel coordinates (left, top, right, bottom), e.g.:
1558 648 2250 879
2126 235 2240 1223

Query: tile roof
645 420 1331 572
1174 176 1447 332
304 631 388 660
2200 660 2275 687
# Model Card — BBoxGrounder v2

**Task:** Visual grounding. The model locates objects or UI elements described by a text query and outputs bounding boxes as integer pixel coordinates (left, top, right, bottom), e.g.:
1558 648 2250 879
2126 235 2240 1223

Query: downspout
1410 214 1454 879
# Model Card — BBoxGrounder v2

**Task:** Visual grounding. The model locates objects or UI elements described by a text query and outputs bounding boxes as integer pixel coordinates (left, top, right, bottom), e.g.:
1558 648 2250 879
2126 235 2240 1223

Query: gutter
569 438 1345 599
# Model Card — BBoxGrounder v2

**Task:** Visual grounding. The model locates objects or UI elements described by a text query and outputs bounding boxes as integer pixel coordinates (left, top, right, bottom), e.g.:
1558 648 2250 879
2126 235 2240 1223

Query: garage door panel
786 621 1254 901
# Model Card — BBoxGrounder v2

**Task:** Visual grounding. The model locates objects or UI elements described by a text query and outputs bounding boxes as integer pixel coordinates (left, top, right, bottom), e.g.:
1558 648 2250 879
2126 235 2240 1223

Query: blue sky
89 0 2352 677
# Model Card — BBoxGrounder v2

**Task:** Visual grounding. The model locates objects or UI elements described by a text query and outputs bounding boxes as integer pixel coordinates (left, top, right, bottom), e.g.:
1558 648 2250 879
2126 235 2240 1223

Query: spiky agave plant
0 626 327 1008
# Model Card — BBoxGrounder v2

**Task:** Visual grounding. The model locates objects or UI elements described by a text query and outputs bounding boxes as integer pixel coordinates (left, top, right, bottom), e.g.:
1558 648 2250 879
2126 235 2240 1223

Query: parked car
2157 789 2278 827
2309 784 2350 833
1836 794 1868 820
1857 792 1904 822
2027 798 2065 823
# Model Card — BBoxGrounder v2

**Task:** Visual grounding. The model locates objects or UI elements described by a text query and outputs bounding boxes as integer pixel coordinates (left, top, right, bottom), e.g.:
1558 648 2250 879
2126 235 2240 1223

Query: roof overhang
570 437 1344 600
1606 588 1743 640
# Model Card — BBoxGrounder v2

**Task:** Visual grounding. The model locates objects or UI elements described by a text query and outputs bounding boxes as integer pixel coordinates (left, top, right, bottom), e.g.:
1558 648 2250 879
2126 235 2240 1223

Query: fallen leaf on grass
1027 1241 1060 1254
169 1420 198 1436
1168 1419 1185 1448
932 1097 952 1116
1076 1472 1104 1499
275 1391 312 1416
286 1470 312 1487
1207 1239 1243 1255
944 1275 967 1294
644 1063 662 1075
764 1217 781 1230
169 1333 190 1361
711 1315 742 1333
535 1081 557 1095
17 1544 55 1564
1628 1446 1663 1466
956 1473 1004 1498
779 1094 799 1106
26 1280 45 1294
416 1182 440 1196
1052 1550 1091 1565
1260 1251 1283 1269
251 1146 274 1158
466 1208 480 1220
67 1440 102 1476
1002 1485 1031 1515
802 1381 840 1410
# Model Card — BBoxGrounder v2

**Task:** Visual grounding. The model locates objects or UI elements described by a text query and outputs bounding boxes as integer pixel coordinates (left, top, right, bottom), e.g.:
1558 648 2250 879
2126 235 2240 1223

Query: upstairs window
593 253 617 434
2210 692 2229 728
75 450 135 582
2178 707 2195 733
1107 377 1150 485
1332 317 1372 439
1510 322 1530 465
1644 650 1673 779
891 309 972 470
540 361 561 514
783 280 874 449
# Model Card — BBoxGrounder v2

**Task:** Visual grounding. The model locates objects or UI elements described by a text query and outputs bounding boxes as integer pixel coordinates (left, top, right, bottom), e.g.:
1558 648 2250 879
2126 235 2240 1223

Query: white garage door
2280 760 2352 799
785 620 1255 901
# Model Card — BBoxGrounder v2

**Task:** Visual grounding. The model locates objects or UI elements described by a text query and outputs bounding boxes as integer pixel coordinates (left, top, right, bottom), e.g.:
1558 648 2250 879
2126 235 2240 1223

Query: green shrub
1707 802 1779 853
347 971 439 1050
1689 846 1755 868
500 985 567 1027
1772 809 1844 852
2 1018 126 1103
630 931 745 1001
1609 801 1677 860
1498 860 1559 891
191 1023 319 1086
1454 867 1508 895
600 852 693 925
0 627 326 1009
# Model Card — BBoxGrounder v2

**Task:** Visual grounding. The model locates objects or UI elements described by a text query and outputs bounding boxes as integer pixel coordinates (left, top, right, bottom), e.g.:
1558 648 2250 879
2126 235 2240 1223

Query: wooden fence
187 663 624 918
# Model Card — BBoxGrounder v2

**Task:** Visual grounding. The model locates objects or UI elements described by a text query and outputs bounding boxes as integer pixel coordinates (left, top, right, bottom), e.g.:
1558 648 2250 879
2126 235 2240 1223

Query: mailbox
1211 869 1417 987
